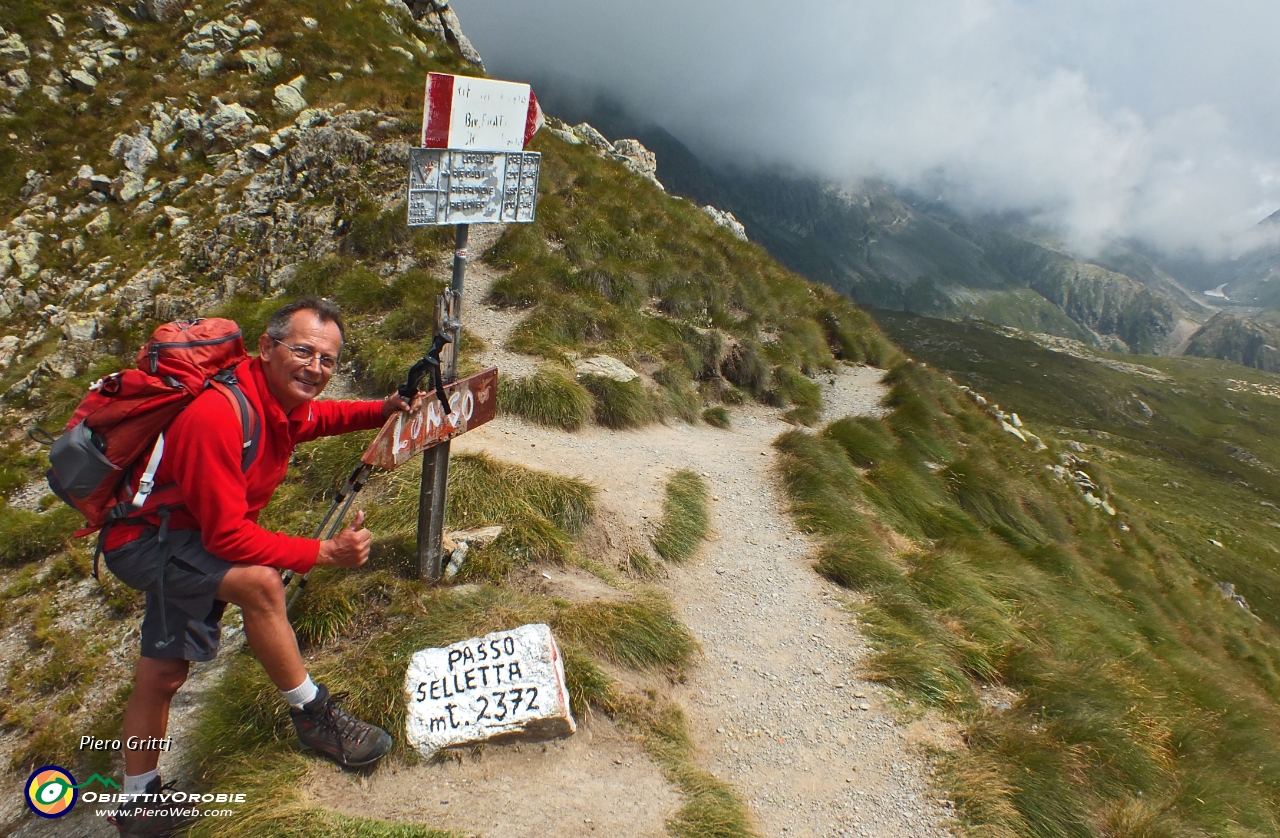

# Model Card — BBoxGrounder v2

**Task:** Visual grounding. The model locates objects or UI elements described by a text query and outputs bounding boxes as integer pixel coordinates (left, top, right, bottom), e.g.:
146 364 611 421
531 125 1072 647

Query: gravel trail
310 228 957 837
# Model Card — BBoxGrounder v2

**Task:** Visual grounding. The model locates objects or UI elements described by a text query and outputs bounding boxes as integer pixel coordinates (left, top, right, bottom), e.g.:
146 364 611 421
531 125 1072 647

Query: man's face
257 310 343 414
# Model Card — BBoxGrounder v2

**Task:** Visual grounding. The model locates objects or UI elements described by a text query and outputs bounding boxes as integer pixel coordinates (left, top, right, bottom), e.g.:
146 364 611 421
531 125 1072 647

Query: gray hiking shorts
104 528 234 662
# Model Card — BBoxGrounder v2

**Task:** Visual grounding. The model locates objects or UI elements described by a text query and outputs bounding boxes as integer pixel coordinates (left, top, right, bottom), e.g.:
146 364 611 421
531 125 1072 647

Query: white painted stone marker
404 623 575 753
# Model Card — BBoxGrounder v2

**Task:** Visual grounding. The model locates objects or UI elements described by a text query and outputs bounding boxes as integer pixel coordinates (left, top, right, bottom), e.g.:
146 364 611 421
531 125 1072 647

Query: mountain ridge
547 95 1280 370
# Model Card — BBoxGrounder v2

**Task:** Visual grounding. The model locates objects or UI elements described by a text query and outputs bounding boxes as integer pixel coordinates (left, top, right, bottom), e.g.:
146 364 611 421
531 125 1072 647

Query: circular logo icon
24 766 77 819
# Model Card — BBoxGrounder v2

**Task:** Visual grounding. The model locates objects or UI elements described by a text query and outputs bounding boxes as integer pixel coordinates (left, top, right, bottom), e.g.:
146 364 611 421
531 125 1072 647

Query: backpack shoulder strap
209 369 261 473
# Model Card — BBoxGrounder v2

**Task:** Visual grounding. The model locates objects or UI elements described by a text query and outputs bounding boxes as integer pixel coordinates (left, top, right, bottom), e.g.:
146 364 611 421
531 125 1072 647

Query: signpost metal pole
417 225 467 582
409 71 543 582
451 224 469 295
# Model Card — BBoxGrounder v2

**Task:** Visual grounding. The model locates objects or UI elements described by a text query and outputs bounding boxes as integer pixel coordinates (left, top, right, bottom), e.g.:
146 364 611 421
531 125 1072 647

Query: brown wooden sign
361 367 498 471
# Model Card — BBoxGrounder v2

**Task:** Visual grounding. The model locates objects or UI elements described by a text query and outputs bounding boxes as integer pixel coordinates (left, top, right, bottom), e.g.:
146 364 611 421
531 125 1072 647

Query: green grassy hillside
801 310 1280 836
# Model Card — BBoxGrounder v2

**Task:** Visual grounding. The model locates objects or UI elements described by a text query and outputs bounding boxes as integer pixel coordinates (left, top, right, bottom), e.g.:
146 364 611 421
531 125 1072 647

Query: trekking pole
284 333 453 616
284 462 373 613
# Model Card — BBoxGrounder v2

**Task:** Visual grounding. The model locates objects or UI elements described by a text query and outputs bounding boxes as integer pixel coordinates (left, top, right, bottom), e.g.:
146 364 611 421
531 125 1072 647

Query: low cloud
452 0 1280 257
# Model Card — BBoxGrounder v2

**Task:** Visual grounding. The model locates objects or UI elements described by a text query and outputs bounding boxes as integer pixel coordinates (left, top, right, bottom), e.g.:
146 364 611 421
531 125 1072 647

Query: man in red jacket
104 297 411 835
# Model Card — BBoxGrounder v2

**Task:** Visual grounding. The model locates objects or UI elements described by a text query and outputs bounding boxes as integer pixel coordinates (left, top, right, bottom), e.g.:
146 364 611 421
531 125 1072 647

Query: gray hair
264 296 346 344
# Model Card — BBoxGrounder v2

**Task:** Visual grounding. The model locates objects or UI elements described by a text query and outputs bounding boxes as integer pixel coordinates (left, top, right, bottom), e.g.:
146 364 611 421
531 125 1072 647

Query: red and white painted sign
422 73 544 152
360 367 498 470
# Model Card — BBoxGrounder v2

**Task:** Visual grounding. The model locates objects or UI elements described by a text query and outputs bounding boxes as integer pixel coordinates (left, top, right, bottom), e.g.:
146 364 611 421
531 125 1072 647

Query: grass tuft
823 416 895 468
701 406 731 429
814 534 901 590
376 452 594 579
626 548 662 578
652 471 712 562
290 569 397 646
0 506 80 566
616 697 758 838
497 368 594 431
580 374 656 429
558 591 699 671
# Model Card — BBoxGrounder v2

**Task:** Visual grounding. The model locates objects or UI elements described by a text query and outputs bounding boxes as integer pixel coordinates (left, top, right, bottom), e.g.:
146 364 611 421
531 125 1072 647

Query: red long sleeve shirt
103 357 386 573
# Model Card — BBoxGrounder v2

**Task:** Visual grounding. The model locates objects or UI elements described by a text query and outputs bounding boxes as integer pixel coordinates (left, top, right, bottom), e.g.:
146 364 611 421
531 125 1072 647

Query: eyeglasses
272 338 339 371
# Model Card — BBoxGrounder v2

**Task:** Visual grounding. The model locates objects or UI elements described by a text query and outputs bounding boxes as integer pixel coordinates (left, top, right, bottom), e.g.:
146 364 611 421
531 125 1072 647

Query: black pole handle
397 333 453 414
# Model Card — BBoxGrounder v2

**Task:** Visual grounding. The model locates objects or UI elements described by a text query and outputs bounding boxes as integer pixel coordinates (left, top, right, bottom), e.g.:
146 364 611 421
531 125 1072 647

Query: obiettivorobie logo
24 767 245 823
23 768 119 818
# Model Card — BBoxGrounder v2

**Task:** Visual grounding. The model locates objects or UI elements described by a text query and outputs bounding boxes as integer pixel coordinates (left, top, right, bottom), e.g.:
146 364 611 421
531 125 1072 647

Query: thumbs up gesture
318 510 371 568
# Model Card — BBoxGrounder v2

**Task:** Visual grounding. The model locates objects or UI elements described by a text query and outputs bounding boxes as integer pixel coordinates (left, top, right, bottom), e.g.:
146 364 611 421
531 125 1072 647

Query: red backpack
46 318 261 537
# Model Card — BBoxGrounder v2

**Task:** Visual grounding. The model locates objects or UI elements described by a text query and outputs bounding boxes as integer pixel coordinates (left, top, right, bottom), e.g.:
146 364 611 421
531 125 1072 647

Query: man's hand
317 510 371 568
382 391 424 419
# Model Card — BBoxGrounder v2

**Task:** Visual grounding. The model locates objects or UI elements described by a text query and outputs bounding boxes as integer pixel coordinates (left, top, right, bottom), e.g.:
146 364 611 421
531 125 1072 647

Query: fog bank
451 0 1280 256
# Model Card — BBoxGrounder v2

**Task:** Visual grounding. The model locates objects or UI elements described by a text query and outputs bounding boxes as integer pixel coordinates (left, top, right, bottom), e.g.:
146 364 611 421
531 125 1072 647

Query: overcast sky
450 0 1280 257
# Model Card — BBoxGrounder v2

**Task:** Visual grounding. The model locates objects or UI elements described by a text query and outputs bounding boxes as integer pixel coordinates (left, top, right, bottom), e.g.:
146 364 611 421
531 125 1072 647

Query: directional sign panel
422 73 543 152
407 148 540 226
361 367 498 470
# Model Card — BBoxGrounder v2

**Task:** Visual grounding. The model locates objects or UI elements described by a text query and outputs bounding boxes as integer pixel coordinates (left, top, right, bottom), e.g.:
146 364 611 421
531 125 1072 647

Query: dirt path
304 229 955 837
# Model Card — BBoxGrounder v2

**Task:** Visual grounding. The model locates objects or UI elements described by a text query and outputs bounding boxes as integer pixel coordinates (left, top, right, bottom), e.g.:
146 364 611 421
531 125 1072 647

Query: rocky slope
1185 311 1280 373
0 0 478 403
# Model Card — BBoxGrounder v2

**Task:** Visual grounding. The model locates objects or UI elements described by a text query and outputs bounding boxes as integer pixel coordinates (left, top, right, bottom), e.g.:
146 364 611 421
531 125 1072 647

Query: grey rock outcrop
68 69 98 93
0 31 31 61
199 98 254 151
613 138 663 190
110 133 160 174
236 46 282 76
85 210 112 237
62 314 101 342
178 17 244 77
576 355 639 382
88 7 131 39
111 172 146 203
148 104 177 144
189 120 381 288
1186 312 1280 373
572 123 613 153
403 0 484 68
4 69 29 95
273 76 307 114
703 206 748 242
0 335 19 369
178 51 222 78
143 0 188 22
8 232 43 280
548 127 581 145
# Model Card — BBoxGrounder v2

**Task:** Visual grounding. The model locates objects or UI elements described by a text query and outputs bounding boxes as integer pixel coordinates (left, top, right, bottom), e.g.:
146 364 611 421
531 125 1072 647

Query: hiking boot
291 683 393 769
108 776 195 837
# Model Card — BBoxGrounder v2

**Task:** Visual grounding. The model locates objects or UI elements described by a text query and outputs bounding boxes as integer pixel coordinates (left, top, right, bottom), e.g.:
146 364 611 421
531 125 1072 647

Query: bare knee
225 565 285 615
137 658 189 697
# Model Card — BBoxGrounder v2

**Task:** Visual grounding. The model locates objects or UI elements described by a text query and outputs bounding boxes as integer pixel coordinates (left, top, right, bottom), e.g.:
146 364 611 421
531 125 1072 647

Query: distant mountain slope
1155 237 1280 307
545 107 1176 345
548 98 1280 369
1186 311 1280 372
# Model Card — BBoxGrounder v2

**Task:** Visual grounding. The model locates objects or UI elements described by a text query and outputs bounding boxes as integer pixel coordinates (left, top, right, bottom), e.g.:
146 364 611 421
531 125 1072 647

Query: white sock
124 769 158 796
282 675 319 709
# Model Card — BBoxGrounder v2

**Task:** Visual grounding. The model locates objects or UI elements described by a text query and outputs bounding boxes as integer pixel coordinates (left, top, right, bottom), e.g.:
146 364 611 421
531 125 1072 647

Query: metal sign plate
361 367 498 470
422 73 539 152
408 148 540 226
